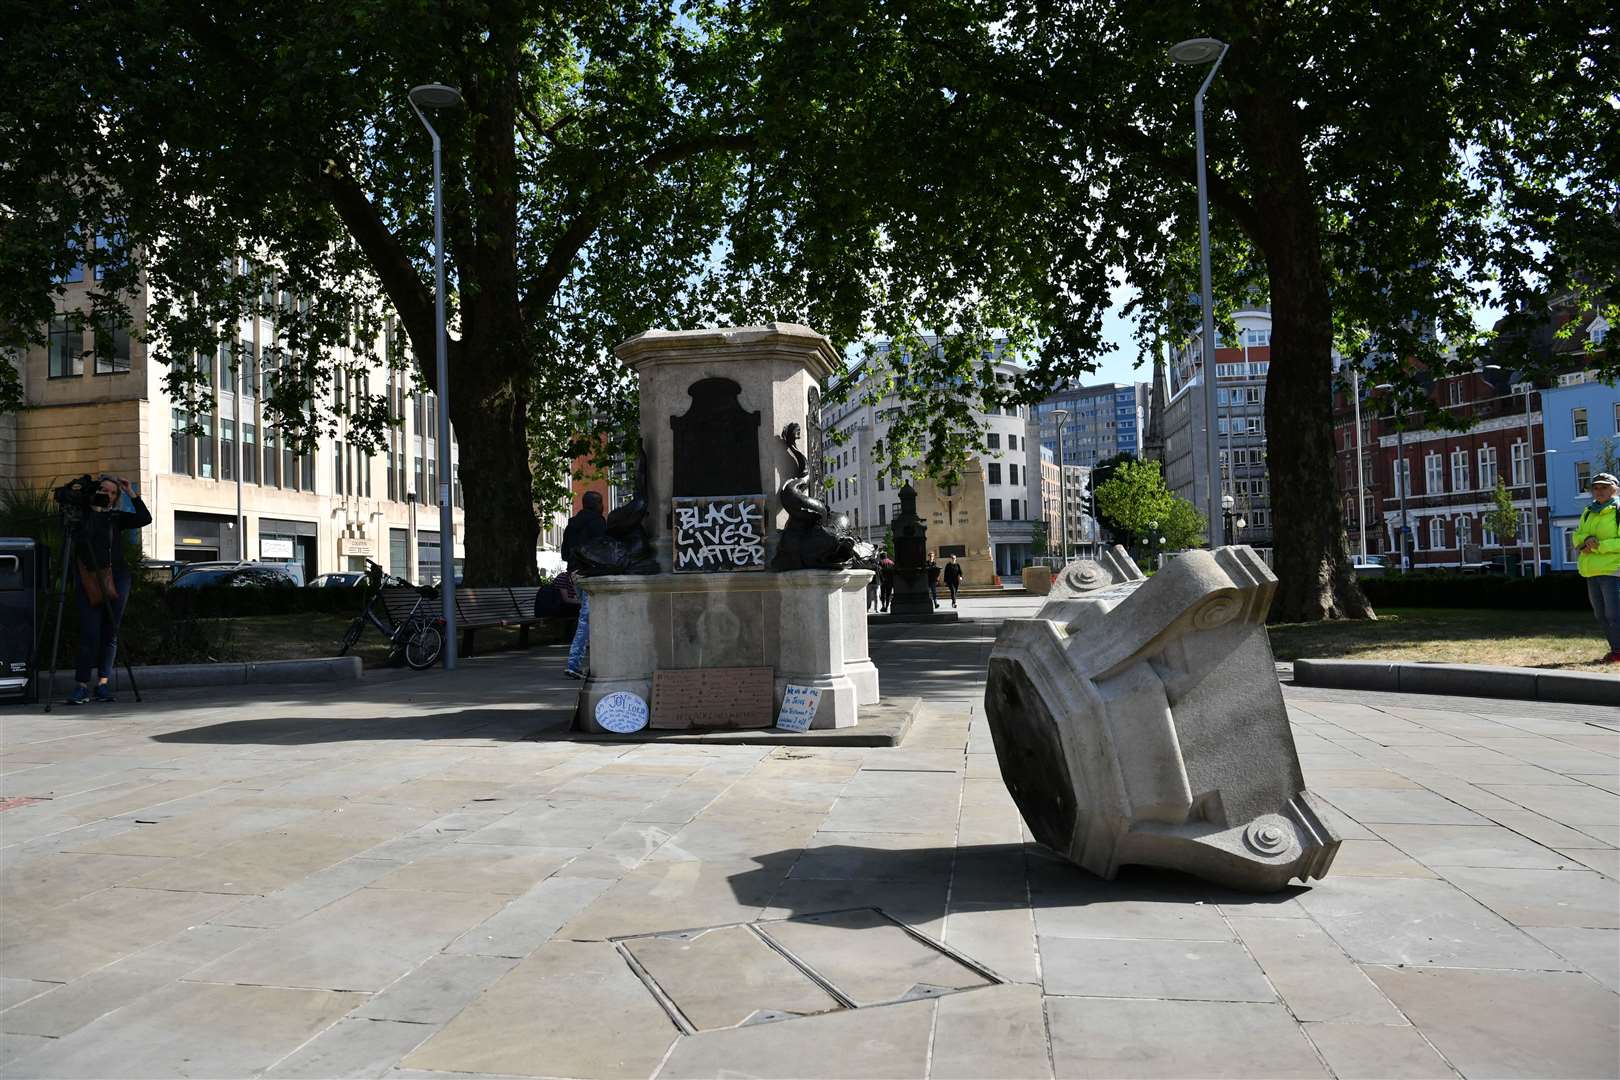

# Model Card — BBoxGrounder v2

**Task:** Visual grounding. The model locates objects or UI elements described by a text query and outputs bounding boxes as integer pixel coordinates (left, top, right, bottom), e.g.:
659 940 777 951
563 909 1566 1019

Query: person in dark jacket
878 557 896 612
67 476 151 704
942 554 964 608
560 491 607 678
925 554 942 608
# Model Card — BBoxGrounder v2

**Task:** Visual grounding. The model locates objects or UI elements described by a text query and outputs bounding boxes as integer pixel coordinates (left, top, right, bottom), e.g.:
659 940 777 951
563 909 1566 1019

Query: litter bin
0 538 42 701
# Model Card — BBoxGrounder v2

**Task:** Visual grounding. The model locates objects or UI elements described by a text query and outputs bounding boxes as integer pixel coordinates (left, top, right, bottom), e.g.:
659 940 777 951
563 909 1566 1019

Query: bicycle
338 561 445 670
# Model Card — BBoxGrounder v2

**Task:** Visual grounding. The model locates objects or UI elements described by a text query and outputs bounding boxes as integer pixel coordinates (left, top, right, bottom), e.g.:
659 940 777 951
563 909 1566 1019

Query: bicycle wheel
403 621 444 670
337 617 364 656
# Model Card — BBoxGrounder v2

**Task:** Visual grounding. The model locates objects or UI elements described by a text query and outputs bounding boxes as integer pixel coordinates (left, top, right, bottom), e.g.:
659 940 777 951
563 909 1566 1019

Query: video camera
53 475 113 516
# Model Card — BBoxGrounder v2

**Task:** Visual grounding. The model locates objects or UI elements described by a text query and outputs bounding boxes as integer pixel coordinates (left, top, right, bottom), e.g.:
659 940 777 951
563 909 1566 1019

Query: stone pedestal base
576 569 877 733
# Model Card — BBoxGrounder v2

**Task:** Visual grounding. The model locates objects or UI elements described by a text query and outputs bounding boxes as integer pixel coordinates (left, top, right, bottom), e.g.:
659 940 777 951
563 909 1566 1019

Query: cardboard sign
651 666 774 729
594 691 649 734
672 495 767 573
775 684 823 732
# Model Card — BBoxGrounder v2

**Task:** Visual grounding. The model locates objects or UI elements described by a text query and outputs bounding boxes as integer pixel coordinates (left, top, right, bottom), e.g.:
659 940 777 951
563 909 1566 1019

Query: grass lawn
209 612 569 668
1268 607 1614 673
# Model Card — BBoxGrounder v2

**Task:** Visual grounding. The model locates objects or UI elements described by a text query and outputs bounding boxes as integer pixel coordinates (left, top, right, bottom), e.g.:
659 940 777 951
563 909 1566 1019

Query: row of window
1405 513 1530 552
47 313 131 376
986 463 1022 487
1392 444 1523 497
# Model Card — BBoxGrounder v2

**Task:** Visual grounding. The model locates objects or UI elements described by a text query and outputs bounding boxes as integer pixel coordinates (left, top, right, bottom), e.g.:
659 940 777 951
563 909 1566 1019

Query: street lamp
1053 408 1070 560
1222 491 1235 546
1170 36 1230 550
1374 384 1411 570
408 82 462 669
1347 364 1369 565
1518 379 1544 578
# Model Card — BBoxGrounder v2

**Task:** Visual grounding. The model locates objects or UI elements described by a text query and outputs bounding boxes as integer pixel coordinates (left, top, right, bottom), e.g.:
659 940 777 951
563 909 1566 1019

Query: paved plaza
1 604 1617 1079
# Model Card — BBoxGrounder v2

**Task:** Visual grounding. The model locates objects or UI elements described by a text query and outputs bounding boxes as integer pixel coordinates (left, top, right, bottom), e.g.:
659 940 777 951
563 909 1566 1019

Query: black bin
0 538 41 701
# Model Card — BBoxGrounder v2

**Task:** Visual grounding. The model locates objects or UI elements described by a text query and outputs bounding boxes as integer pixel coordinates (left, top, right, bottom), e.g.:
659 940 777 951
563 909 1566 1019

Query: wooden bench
378 584 575 657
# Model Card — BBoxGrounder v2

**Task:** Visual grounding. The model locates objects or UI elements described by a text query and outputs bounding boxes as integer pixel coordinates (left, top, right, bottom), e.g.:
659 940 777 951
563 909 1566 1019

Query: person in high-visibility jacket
1572 472 1620 664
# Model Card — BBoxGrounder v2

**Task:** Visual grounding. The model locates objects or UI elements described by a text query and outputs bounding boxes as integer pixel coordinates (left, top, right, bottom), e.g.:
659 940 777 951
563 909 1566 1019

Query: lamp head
1169 37 1227 65
1222 493 1235 510
409 84 463 109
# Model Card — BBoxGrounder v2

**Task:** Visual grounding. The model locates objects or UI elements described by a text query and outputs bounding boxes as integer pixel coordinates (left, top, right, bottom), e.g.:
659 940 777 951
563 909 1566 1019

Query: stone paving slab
3 627 1618 1079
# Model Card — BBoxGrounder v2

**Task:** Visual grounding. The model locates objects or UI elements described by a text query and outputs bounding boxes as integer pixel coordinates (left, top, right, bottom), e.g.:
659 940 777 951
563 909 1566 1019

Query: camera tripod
39 515 141 713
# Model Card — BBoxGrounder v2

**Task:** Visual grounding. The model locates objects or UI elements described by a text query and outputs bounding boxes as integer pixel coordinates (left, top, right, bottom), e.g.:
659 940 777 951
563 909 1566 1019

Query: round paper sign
595 691 649 734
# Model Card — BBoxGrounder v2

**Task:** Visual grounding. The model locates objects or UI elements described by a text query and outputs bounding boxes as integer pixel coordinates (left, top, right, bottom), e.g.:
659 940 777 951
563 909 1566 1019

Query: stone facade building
821 336 1039 580
11 261 465 584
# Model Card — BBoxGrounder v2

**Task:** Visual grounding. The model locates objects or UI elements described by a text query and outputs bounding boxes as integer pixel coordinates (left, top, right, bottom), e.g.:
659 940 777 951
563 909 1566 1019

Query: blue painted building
1542 376 1620 572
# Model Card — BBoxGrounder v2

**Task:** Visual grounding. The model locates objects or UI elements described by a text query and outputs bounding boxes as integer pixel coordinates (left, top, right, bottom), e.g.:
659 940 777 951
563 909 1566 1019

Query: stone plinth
910 466 997 587
615 324 839 573
984 545 1339 891
578 569 877 733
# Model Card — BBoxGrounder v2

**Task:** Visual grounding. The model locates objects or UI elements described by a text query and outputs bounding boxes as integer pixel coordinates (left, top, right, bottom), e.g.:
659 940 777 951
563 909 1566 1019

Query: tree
742 0 1618 620
1093 459 1206 554
1029 520 1048 557
0 0 838 583
1484 478 1520 547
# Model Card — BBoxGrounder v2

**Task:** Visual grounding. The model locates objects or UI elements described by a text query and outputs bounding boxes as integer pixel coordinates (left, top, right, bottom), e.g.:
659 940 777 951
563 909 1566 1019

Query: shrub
1361 572 1588 611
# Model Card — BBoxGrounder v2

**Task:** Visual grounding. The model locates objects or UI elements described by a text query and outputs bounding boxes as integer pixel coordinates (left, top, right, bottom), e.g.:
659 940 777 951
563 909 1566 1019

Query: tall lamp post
1375 384 1410 570
1348 365 1368 565
1170 36 1230 550
1053 408 1070 560
408 82 462 669
1222 492 1235 545
1520 381 1543 578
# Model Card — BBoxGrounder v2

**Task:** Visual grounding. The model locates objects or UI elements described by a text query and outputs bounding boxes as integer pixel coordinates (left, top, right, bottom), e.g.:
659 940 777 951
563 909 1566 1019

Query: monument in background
984 545 1340 891
575 324 878 733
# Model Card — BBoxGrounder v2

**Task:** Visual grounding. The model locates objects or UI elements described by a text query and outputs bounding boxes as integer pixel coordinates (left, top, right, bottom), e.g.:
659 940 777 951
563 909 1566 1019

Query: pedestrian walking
66 476 151 705
1573 472 1620 664
943 554 963 608
560 491 607 679
865 566 879 612
878 557 895 612
925 554 942 608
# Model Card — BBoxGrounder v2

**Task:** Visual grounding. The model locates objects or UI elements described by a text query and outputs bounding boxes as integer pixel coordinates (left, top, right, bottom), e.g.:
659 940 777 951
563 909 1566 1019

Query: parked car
137 559 186 584
1351 554 1387 578
308 572 366 588
170 561 304 589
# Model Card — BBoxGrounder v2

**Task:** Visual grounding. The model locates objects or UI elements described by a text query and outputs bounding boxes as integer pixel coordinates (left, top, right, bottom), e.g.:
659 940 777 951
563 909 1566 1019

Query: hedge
1359 572 1589 611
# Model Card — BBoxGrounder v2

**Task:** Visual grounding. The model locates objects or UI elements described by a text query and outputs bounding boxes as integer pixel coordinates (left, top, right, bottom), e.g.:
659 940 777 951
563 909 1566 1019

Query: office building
11 259 466 584
1162 307 1275 552
821 335 1040 580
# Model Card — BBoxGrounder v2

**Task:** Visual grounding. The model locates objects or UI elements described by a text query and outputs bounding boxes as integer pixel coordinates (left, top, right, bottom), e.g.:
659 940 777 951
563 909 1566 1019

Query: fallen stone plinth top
984 545 1340 891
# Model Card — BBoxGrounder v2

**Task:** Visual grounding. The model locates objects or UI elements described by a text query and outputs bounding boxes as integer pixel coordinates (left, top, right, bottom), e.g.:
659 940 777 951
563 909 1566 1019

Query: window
1429 517 1445 549
335 443 345 494
1008 434 1018 451
1483 520 1498 547
1009 464 1019 486
242 422 257 483
239 341 256 399
877 474 885 492
221 419 235 481
1392 458 1411 498
93 318 131 374
1576 461 1592 491
1217 417 1229 436
1010 498 1021 519
1518 509 1533 541
48 314 84 378
197 412 215 479
987 463 1002 485
878 504 887 525
1572 407 1589 439
170 409 192 475
1425 453 1444 494
987 433 1000 450
989 498 1003 520
1478 446 1498 488
1448 381 1464 405
1456 516 1472 547
1510 440 1530 486
1450 449 1470 491
263 425 278 486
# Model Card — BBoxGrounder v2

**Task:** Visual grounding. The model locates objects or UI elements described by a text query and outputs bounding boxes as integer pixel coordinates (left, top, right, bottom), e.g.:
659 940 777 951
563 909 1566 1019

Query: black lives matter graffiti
672 495 768 572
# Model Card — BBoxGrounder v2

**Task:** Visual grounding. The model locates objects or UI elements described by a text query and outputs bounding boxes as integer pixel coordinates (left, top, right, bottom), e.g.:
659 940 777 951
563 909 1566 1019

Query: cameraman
66 476 151 705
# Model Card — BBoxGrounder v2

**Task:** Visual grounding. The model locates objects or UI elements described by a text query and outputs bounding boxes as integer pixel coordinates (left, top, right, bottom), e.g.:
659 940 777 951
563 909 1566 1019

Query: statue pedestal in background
576 324 876 733
984 545 1339 891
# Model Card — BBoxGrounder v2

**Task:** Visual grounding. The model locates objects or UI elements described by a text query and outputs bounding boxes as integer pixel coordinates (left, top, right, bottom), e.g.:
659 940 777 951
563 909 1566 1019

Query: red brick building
1334 368 1550 570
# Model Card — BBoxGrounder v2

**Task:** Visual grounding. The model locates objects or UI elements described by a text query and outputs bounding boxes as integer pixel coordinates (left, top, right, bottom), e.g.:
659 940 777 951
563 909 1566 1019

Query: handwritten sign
775 684 823 732
672 495 767 573
651 666 774 729
594 691 649 734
